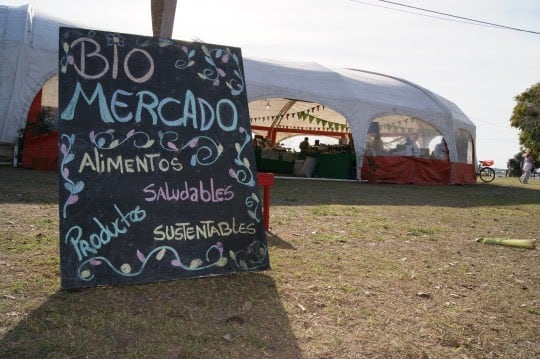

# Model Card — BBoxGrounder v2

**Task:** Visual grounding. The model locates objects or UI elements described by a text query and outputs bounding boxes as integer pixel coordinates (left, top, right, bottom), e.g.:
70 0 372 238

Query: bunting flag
249 102 351 133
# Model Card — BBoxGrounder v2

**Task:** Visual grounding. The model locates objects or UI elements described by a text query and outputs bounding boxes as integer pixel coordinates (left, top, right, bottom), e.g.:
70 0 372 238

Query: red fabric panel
452 163 476 184
21 132 58 170
362 156 452 185
26 90 42 125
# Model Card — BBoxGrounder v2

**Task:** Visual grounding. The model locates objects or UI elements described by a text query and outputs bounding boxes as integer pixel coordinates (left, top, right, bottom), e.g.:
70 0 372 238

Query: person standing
519 148 534 184
299 137 309 152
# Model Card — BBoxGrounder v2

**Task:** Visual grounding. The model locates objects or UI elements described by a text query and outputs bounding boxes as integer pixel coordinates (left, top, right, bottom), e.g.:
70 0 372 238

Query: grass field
0 167 539 358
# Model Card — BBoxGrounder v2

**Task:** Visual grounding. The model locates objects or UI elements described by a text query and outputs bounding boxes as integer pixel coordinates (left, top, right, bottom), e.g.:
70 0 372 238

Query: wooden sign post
58 27 269 289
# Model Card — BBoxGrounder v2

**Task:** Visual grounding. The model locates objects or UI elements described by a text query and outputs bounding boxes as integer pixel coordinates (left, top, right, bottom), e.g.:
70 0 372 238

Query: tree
510 83 540 154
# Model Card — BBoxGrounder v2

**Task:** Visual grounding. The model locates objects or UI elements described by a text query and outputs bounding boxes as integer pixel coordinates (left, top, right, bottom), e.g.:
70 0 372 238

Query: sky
4 0 540 168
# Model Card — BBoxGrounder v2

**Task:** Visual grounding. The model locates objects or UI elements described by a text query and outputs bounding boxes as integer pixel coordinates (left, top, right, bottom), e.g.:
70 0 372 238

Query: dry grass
0 167 539 358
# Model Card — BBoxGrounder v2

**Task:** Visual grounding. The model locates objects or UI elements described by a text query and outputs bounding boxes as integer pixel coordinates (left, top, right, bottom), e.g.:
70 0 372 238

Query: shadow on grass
0 272 301 358
267 230 296 250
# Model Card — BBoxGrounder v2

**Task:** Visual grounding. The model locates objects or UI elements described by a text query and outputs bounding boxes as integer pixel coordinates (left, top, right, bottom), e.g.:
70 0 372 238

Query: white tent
0 4 477 183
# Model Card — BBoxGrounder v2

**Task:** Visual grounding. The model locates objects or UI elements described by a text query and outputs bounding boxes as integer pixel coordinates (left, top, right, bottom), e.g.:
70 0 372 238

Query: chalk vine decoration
228 127 255 187
245 192 261 224
158 130 224 166
174 45 196 69
76 243 228 282
60 134 85 219
196 45 245 96
90 129 155 149
229 241 268 270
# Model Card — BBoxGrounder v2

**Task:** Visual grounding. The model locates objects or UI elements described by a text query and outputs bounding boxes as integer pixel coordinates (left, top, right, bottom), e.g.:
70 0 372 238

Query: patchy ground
0 167 539 358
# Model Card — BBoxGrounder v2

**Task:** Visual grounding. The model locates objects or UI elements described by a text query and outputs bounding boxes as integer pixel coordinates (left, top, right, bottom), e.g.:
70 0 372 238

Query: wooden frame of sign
58 27 269 289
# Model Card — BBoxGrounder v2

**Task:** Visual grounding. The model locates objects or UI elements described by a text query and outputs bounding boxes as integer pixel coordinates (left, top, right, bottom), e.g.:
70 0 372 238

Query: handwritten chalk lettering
143 179 234 203
66 204 147 261
78 148 183 174
153 218 256 241
60 82 238 132
69 37 154 82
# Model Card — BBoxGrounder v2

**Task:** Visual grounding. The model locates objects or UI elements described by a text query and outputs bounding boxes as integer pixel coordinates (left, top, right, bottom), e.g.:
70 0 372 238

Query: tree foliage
510 82 540 154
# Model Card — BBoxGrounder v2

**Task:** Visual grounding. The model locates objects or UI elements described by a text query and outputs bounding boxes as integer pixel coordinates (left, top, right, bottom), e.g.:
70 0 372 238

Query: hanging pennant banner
57 27 269 289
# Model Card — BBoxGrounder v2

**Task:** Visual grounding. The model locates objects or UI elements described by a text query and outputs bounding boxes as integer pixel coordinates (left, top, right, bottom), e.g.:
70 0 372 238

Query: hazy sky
4 0 540 167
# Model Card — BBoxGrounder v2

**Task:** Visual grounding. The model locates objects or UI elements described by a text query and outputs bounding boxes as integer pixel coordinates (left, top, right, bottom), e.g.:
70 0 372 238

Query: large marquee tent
0 4 477 184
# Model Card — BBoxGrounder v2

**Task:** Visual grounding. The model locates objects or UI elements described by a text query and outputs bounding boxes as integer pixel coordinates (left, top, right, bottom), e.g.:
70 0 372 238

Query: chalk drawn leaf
188 138 199 148
205 55 216 67
225 82 233 90
239 260 248 270
126 129 135 138
189 49 195 58
97 138 106 147
190 156 197 166
234 69 241 78
190 258 203 269
228 168 237 179
66 194 79 206
182 45 188 53
89 258 102 266
80 270 91 279
222 53 230 63
212 79 219 86
234 158 243 166
89 131 95 143
141 139 155 148
62 167 69 178
64 182 74 192
234 142 241 153
216 241 223 253
136 250 146 263
216 257 228 267
217 68 226 77
63 42 69 53
156 248 166 261
243 157 250 167
158 38 172 47
109 139 120 149
60 143 67 155
197 73 207 80
73 181 84 194
247 210 257 221
166 141 178 151
187 60 195 67
65 153 74 164
171 259 181 267
229 250 236 261
217 144 223 155
214 49 223 58
202 45 210 56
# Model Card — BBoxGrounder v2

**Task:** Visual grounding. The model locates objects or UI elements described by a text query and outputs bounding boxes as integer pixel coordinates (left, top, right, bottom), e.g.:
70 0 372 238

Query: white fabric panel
0 5 476 176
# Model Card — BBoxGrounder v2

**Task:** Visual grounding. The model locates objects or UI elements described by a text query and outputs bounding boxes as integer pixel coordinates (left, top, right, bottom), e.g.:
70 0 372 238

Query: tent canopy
0 4 476 183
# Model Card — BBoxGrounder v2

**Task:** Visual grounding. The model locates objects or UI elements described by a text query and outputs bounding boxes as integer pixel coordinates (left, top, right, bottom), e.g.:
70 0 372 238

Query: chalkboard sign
58 27 269 289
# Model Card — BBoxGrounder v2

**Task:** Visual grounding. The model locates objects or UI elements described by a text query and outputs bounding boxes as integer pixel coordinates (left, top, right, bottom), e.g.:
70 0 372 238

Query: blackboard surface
58 27 269 289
